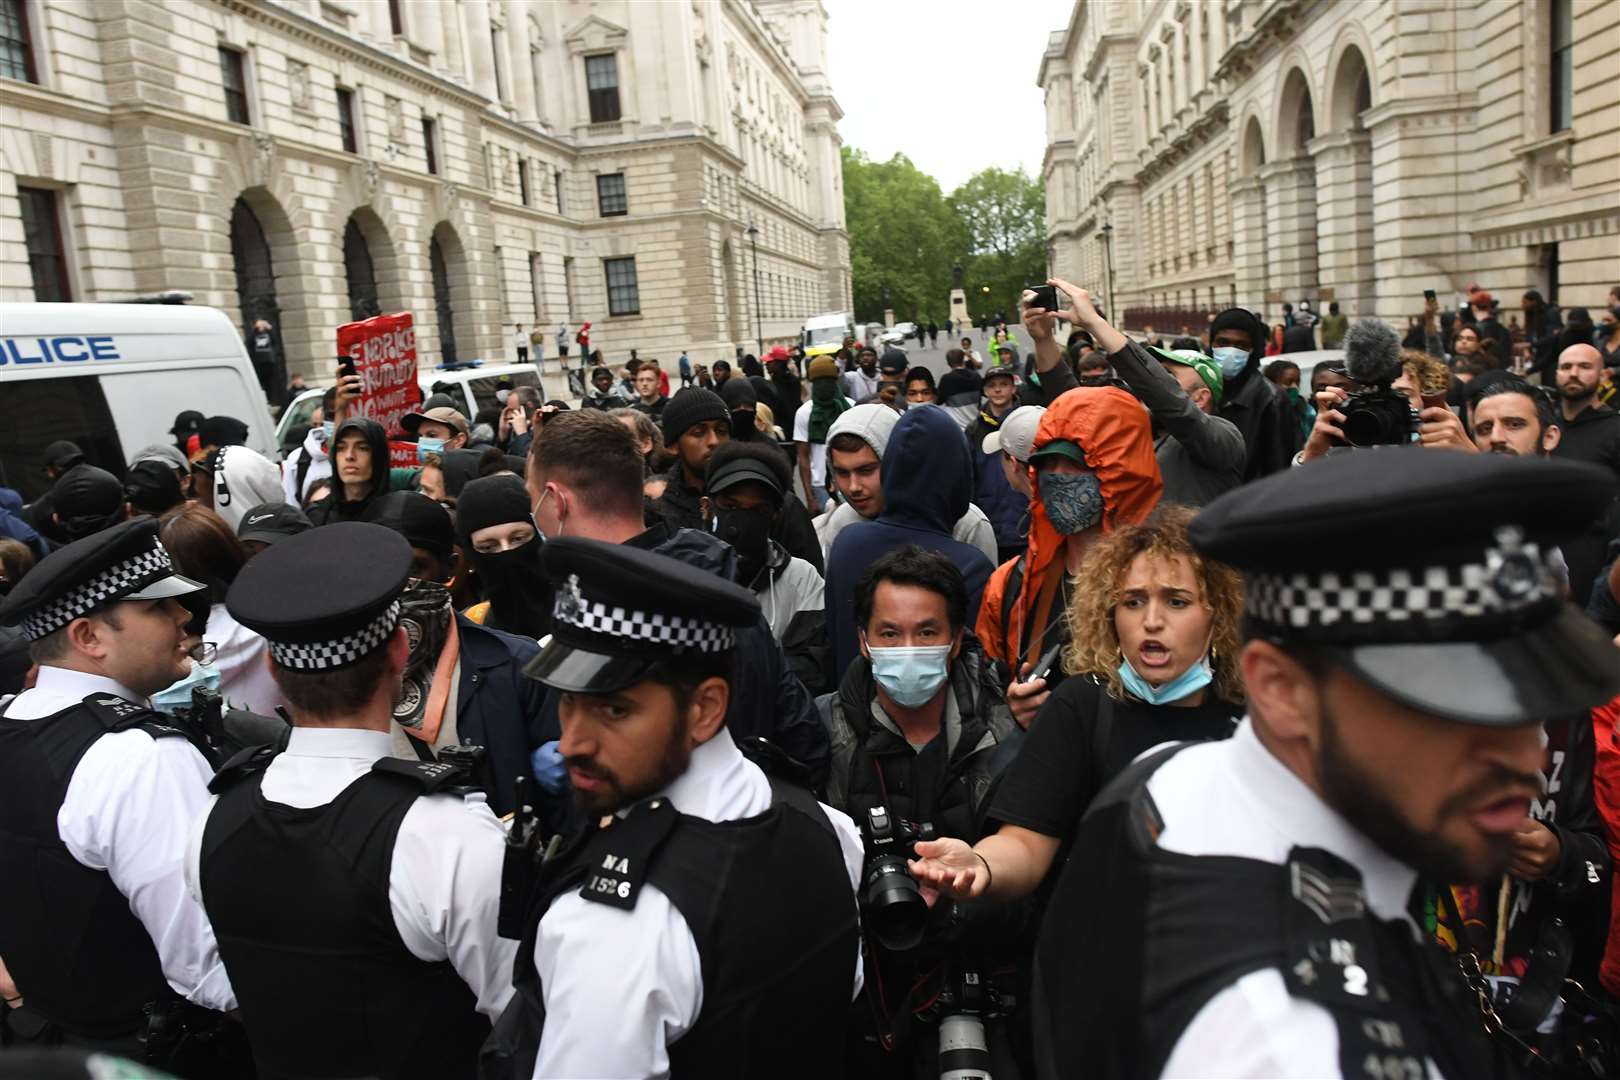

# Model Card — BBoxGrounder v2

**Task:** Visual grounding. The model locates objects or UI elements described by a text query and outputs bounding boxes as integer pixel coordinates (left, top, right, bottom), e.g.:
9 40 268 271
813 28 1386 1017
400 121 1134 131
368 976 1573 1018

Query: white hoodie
212 446 288 530
281 425 333 505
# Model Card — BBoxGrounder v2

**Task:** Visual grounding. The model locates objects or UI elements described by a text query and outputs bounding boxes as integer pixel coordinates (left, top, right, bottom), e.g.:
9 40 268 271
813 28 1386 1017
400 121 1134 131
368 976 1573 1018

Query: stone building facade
0 0 850 382
1039 0 1620 329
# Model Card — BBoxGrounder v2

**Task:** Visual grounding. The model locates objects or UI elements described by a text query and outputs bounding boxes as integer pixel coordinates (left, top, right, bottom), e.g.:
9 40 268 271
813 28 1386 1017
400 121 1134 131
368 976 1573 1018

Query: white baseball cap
980 405 1045 463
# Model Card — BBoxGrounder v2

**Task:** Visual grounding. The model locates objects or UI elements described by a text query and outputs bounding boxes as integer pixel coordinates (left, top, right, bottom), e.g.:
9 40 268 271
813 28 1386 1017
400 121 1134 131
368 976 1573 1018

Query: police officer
185 521 514 1079
1031 449 1620 1078
486 536 863 1079
0 519 237 1053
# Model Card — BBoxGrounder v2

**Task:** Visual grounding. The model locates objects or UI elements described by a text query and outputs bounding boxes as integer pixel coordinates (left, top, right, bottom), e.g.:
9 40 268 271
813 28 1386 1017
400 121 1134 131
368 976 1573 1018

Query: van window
284 393 322 436
0 376 122 501
428 381 473 418
465 370 540 415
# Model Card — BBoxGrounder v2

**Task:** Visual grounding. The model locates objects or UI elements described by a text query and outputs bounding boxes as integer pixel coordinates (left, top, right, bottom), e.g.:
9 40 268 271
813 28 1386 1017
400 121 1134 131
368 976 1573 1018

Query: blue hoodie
0 488 46 560
824 404 996 679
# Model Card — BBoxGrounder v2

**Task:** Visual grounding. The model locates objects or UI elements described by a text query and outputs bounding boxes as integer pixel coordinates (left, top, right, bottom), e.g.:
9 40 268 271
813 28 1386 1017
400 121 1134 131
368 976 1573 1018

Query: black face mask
710 507 773 586
470 534 553 640
729 410 757 441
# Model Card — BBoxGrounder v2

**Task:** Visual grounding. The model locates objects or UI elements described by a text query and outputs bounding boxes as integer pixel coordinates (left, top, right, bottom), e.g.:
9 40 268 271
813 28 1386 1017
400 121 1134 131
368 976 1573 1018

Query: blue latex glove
529 741 567 795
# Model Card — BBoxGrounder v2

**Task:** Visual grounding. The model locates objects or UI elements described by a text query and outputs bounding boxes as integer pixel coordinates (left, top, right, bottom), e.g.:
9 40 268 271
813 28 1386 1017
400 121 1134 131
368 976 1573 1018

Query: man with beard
362 489 550 818
1470 379 1561 458
189 523 513 1079
487 536 861 1079
1030 449 1620 1079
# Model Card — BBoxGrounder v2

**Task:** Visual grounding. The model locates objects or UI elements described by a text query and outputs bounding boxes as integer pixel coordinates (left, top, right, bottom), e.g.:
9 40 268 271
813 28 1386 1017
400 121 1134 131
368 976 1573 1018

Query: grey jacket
1108 339 1245 507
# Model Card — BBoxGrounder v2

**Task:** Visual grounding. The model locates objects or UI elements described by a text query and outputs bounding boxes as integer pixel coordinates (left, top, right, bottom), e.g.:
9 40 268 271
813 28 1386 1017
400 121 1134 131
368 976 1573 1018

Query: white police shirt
1154 720 1444 1079
183 726 516 1018
2 666 237 1011
532 727 864 1080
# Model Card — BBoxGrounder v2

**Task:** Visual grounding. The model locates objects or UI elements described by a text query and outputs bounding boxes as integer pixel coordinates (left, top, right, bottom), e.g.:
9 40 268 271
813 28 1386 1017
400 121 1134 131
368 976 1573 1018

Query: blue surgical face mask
1039 470 1104 535
1212 346 1249 380
321 421 336 443
866 643 951 708
151 658 222 714
417 437 446 463
1117 653 1213 705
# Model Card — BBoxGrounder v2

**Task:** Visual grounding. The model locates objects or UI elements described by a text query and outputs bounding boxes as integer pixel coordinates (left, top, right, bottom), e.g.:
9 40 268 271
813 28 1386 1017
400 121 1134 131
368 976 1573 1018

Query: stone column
440 0 468 80
1310 130 1374 317
461 0 499 101
1260 158 1319 306
1230 175 1267 310
507 0 536 122
1367 102 1469 323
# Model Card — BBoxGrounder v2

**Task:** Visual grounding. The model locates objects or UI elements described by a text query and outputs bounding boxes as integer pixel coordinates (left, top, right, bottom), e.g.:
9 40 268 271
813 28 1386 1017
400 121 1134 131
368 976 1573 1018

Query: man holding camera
1031 449 1620 1078
487 536 862 1078
0 519 239 1064
819 545 1025 1076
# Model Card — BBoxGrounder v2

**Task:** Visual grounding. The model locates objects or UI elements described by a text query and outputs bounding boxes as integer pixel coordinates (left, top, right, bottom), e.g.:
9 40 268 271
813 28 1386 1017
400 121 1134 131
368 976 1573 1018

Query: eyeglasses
189 641 218 666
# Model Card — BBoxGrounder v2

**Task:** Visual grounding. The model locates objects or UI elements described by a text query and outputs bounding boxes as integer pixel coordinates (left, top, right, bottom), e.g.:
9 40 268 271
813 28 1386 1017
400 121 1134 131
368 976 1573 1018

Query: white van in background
0 303 276 501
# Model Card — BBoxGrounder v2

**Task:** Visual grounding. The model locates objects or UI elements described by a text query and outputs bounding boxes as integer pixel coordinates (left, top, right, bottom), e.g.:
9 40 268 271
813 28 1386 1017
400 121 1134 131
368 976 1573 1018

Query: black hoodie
1209 308 1292 479
306 417 391 525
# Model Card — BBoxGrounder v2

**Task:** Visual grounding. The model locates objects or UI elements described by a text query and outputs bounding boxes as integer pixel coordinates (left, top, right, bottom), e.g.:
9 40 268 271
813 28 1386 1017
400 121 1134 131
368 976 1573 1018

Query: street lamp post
1099 222 1116 321
746 221 763 352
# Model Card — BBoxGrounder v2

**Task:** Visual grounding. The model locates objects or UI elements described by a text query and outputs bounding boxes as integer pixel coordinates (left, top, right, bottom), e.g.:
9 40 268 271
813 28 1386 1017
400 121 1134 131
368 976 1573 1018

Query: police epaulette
81 693 169 733
209 743 279 794
370 755 478 794
578 797 679 911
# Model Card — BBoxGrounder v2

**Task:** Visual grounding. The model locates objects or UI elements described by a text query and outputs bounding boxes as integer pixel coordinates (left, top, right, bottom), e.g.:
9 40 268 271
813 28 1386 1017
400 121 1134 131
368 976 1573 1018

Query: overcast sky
823 0 1069 194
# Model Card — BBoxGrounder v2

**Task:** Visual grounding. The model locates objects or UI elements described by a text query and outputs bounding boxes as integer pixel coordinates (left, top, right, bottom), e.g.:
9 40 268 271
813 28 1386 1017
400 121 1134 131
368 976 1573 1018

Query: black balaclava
719 379 759 443
455 474 552 640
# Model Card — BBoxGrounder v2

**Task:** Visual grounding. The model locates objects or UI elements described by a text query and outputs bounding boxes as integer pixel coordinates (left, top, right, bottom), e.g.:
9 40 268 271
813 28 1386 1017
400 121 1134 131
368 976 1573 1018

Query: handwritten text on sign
337 313 421 442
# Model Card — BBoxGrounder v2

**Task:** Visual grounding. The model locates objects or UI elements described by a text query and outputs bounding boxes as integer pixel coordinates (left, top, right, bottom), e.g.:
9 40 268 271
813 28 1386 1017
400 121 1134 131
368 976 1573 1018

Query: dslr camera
860 805 936 952
1332 318 1420 448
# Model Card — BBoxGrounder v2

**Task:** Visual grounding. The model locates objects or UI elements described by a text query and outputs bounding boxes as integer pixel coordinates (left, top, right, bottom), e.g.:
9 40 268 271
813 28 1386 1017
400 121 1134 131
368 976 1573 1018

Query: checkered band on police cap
1245 526 1559 640
20 540 175 641
266 600 402 672
553 574 734 653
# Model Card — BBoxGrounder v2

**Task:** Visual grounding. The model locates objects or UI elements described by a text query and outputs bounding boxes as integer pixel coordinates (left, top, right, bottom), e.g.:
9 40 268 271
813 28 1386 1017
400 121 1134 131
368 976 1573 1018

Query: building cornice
1211 0 1308 86
1137 96 1229 186
1083 33 1136 86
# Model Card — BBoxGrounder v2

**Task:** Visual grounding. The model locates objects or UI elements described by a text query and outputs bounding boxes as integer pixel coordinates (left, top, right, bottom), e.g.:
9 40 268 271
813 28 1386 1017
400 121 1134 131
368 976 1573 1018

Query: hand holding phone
1025 284 1059 311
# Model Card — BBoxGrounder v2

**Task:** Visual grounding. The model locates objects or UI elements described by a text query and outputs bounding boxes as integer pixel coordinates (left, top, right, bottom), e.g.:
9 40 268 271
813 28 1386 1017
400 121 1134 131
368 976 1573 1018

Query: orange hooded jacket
975 385 1163 669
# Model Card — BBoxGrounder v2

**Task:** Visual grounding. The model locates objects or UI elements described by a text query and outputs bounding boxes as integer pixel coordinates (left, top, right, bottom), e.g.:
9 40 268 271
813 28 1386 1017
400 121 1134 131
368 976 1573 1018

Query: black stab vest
1031 743 1517 1080
483 776 859 1079
0 695 189 1038
199 754 490 1080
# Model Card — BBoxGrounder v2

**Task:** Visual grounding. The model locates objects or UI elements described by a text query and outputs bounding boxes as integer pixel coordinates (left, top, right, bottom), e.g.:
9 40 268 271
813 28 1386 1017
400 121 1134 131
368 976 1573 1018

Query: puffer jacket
976 386 1162 671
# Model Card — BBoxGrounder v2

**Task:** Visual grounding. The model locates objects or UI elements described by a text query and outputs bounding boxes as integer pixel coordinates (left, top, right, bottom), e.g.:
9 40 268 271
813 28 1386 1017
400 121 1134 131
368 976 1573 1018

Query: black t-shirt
990 675 1240 840
938 368 983 402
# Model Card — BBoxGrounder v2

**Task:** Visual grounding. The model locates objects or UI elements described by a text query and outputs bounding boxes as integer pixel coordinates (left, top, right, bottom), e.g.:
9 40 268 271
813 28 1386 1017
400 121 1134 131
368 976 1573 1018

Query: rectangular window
562 255 575 320
18 186 71 302
584 53 621 123
518 158 530 205
0 0 38 83
604 256 639 316
491 28 507 101
219 46 250 125
387 0 403 37
422 116 438 174
596 173 627 217
1551 0 1573 132
336 87 358 154
555 167 565 214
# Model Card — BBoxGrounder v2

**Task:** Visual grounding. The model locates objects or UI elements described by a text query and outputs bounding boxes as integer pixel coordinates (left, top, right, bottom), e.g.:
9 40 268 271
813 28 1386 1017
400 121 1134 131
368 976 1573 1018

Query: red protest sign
337 313 421 440
387 439 418 469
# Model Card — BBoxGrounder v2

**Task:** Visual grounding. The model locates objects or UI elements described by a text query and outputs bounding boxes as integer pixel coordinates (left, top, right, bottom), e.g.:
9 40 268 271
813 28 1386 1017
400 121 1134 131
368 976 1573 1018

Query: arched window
344 217 379 319
431 234 458 365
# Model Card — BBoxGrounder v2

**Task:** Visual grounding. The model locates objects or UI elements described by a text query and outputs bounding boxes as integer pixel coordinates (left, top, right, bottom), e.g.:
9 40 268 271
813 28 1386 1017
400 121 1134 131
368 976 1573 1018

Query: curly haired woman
908 505 1245 902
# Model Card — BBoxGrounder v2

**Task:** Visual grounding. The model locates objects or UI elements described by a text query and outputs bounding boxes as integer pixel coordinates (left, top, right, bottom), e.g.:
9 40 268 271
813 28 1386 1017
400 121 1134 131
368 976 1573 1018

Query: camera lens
1340 407 1387 448
861 852 927 951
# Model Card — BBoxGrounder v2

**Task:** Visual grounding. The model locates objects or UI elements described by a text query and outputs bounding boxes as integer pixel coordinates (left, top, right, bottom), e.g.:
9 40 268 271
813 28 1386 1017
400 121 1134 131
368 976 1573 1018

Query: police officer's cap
1190 449 1620 725
522 537 760 694
0 518 204 641
226 522 411 672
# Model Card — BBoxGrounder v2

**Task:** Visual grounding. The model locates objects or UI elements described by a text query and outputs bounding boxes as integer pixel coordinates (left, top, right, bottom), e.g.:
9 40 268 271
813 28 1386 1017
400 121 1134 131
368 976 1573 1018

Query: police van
0 303 277 501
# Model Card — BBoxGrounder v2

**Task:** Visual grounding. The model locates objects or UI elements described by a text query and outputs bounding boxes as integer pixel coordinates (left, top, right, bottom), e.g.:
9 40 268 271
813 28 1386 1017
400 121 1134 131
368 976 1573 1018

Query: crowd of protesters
3 274 1620 1080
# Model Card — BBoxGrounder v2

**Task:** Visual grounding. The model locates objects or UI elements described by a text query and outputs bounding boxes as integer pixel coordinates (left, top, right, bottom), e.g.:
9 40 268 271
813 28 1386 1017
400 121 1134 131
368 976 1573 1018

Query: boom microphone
1343 319 1402 386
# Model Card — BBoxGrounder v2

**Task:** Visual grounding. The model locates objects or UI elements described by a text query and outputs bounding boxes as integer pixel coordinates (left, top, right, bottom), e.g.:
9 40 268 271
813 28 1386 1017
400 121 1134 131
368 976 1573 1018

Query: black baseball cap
236 502 313 547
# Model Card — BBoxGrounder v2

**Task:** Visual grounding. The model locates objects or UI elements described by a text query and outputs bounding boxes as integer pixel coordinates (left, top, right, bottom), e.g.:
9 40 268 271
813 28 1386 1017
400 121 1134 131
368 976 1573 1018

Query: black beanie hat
54 464 126 541
719 378 757 411
660 388 729 444
363 490 456 561
455 474 532 545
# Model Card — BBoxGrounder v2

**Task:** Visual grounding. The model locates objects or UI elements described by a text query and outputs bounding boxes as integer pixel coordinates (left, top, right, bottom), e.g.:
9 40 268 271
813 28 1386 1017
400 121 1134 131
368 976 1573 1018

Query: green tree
948 166 1047 323
841 147 965 324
